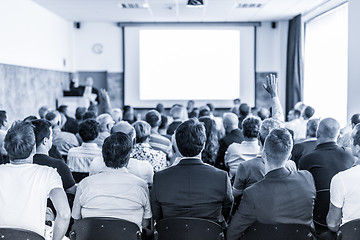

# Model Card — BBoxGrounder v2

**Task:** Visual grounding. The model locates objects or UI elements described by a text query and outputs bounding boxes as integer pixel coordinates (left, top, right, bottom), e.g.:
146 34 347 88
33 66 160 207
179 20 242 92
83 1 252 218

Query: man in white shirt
327 123 360 233
0 121 70 240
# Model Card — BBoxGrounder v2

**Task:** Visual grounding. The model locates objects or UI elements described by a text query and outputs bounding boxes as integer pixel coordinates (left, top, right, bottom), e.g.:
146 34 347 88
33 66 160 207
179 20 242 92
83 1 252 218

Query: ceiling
32 0 330 23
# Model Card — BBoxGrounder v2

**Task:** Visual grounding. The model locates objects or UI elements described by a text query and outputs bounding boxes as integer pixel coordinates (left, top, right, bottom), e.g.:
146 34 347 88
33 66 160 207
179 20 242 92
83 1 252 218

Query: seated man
225 116 261 178
72 132 152 232
0 121 70 240
94 113 114 148
31 119 76 194
150 118 233 227
227 128 316 240
327 123 360 233
67 119 102 182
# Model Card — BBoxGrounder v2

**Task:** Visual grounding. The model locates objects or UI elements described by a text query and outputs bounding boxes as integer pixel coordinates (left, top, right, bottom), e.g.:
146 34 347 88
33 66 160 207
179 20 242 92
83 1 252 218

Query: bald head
223 112 239 133
316 118 340 142
111 121 136 142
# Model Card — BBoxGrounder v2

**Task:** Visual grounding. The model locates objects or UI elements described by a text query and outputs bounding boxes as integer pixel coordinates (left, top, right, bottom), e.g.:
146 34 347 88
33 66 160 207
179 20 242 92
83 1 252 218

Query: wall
347 0 360 121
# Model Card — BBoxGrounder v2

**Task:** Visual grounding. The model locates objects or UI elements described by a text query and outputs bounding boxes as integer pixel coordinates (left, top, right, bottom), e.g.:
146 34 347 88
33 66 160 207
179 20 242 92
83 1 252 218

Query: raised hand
263 74 278 98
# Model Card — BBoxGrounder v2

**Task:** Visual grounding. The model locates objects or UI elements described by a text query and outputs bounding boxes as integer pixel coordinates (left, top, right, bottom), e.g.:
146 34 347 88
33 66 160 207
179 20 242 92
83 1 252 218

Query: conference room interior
1 0 360 239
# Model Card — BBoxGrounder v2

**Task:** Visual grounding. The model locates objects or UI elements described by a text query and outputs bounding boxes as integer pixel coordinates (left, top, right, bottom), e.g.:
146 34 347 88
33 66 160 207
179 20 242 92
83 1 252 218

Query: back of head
316 118 340 141
111 121 136 142
257 108 270 121
31 119 51 147
96 113 114 133
306 118 320 138
159 115 169 130
45 110 61 127
75 107 86 121
111 108 123 123
175 118 206 157
199 109 211 118
242 116 262 139
199 116 217 140
79 119 100 142
264 128 293 165
239 103 250 117
304 106 315 119
294 102 307 114
233 98 241 105
155 103 164 114
223 112 239 131
132 121 151 143
82 111 97 120
4 121 35 160
0 110 7 127
259 118 284 145
57 105 68 115
145 110 161 128
206 103 215 113
38 106 49 119
351 114 360 127
170 106 184 120
23 116 38 122
352 123 360 147
102 132 132 169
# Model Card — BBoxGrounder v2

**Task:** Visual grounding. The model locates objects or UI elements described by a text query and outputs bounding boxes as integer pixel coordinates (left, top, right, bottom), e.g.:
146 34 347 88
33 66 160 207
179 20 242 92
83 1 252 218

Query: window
304 3 348 126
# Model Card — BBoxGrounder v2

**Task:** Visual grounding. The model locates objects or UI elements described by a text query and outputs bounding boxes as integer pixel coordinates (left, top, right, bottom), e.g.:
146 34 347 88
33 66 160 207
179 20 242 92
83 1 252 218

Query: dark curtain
286 14 303 119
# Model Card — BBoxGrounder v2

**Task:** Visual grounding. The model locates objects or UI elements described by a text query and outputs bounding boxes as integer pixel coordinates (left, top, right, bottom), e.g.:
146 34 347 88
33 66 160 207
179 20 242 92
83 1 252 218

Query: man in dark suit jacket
150 118 233 227
215 112 244 170
291 118 319 167
227 128 316 240
299 118 354 233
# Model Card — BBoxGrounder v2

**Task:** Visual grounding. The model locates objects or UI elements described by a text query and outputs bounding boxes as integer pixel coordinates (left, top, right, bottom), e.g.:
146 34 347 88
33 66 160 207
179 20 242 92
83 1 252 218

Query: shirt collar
265 167 291 179
81 142 100 149
178 157 203 165
98 166 129 174
315 141 337 150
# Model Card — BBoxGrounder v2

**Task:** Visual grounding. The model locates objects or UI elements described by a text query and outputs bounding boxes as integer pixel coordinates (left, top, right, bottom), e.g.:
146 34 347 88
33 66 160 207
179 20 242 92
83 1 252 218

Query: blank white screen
139 29 240 100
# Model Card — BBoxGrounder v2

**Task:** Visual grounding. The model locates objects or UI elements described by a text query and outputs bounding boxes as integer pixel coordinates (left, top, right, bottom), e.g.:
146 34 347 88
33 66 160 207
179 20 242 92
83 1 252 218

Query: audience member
46 110 79 156
326 123 360 237
145 110 172 157
299 118 354 233
207 102 225 139
303 106 315 120
225 116 261 178
0 121 70 240
150 118 233 227
155 103 165 114
257 107 270 120
285 109 306 142
231 98 241 116
67 119 102 182
186 100 195 114
0 110 8 159
291 118 319 167
75 107 86 123
31 119 76 194
215 112 244 170
132 120 167 172
199 116 219 165
81 111 97 120
167 105 185 135
338 113 360 151
238 103 251 129
94 113 114 148
38 106 50 119
58 105 78 134
90 121 154 186
158 115 169 136
110 108 123 123
123 105 137 124
72 132 152 233
227 128 316 240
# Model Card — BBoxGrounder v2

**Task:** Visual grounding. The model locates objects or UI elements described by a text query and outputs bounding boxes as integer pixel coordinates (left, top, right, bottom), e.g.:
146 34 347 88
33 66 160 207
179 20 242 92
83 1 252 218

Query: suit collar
315 141 337 150
178 158 204 165
265 167 291 179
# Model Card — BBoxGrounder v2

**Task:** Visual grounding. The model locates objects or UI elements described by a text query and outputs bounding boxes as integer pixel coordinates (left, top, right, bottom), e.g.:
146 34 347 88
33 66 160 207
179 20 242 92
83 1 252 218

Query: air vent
236 3 263 8
118 3 149 9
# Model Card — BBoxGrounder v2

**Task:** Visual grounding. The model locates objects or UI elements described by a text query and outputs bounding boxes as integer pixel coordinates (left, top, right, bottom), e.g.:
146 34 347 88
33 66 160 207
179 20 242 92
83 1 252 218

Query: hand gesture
263 74 278 98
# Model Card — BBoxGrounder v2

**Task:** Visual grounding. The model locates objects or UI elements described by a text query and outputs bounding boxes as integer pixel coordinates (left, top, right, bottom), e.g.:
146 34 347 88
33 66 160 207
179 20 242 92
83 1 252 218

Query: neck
10 157 33 165
36 146 49 155
151 127 159 134
244 137 257 141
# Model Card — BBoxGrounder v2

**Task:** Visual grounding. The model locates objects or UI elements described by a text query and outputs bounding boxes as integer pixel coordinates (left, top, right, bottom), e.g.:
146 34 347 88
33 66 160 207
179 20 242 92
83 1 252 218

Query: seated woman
132 121 167 172
198 116 219 166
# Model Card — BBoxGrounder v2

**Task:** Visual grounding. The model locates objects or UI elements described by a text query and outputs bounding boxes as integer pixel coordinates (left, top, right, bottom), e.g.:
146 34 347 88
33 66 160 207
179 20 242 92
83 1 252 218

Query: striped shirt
149 133 172 156
67 142 102 173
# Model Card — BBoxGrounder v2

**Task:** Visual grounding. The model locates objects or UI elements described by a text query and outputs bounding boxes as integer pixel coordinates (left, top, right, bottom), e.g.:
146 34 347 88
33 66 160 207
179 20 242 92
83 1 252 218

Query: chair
154 217 224 240
0 228 45 240
69 217 142 240
314 189 330 234
337 219 360 240
242 222 316 240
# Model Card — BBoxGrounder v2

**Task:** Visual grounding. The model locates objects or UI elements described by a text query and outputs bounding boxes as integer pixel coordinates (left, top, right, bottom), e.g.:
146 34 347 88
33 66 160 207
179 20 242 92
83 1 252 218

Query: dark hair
4 121 35 160
199 117 218 165
82 111 97 120
264 128 293 163
159 115 168 130
23 115 38 122
239 103 250 117
0 110 7 127
57 105 68 114
242 116 261 138
206 103 214 113
189 110 198 119
145 110 161 128
102 132 132 169
307 118 320 138
304 106 315 119
31 119 51 147
45 111 57 122
175 118 206 157
75 107 86 120
293 109 301 118
156 103 164 114
199 109 210 118
351 114 360 126
79 119 100 142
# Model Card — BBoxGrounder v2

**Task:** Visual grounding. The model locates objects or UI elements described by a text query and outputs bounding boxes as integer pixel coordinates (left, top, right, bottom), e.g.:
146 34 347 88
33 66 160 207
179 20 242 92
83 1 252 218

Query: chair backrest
0 228 45 240
337 219 360 240
314 189 330 227
242 222 315 240
69 217 142 240
154 217 224 240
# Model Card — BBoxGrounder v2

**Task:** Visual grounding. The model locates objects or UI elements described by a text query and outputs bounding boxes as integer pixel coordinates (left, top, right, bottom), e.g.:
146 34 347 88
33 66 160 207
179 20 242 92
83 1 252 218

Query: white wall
0 0 72 71
256 21 288 110
347 0 360 121
72 22 123 72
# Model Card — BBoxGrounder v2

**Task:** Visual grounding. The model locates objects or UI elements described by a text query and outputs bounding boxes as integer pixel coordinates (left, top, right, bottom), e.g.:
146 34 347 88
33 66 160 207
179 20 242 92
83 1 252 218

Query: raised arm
263 74 284 122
